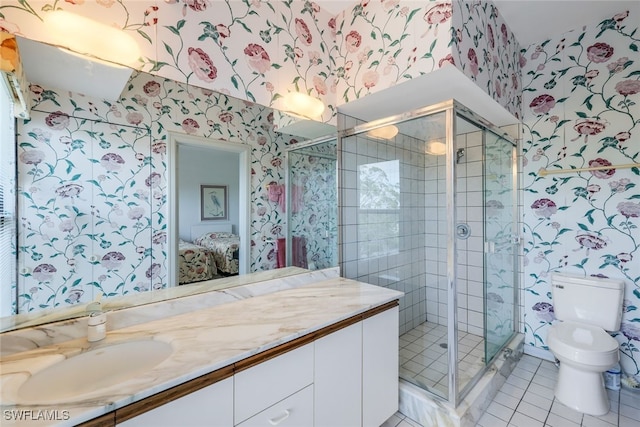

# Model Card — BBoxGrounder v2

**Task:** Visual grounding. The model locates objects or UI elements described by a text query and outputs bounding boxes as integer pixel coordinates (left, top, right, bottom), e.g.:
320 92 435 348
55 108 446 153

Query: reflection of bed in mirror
178 224 240 285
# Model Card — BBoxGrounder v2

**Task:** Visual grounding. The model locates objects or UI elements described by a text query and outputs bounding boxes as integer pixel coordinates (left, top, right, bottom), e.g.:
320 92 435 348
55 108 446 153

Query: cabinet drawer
236 385 313 427
235 343 313 424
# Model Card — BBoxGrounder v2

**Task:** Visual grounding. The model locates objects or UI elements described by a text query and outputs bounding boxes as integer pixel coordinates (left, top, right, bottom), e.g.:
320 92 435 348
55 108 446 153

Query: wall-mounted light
281 91 325 120
425 140 446 155
367 125 398 140
44 11 140 67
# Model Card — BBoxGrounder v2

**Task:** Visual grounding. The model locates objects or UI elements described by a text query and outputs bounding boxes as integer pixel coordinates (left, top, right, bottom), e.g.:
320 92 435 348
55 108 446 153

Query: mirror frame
168 131 251 286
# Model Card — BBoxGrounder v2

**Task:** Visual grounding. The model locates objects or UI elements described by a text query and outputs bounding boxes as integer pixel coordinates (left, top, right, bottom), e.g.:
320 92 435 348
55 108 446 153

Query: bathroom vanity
0 276 402 427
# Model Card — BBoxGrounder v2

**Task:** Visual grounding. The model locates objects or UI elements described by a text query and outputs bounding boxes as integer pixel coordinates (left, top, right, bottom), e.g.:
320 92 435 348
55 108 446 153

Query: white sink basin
18 340 172 403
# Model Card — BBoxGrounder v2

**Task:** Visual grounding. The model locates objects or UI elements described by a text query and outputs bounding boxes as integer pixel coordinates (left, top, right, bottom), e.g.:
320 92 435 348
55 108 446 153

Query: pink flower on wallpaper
219 112 233 123
381 0 399 10
494 80 502 98
128 206 146 220
362 70 379 89
468 48 479 76
295 18 312 45
313 76 327 95
146 263 162 280
617 201 640 218
345 31 362 53
519 53 527 68
328 17 337 37
613 10 629 24
33 264 57 282
244 43 271 74
257 135 267 146
188 47 217 82
615 80 640 96
19 150 45 165
615 131 631 143
45 111 70 130
424 3 452 24
152 141 167 154
271 158 282 168
143 81 161 96
185 0 210 12
501 23 509 47
56 183 83 198
531 198 557 218
529 94 556 115
101 252 125 270
126 111 144 125
438 54 455 68
512 73 518 90
575 232 608 251
294 47 304 60
216 24 230 38
607 57 629 73
181 118 200 134
572 118 606 142
145 172 162 188
487 24 495 49
586 42 614 63
100 153 125 171
588 158 615 179
585 69 599 81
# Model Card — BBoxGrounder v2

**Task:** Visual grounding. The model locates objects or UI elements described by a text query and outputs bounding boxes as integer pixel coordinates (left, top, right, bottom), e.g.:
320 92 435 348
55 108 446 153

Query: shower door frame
284 135 338 269
338 99 519 407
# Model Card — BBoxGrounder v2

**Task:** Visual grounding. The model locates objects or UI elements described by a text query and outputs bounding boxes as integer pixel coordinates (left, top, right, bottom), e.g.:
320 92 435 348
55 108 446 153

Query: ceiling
316 0 639 48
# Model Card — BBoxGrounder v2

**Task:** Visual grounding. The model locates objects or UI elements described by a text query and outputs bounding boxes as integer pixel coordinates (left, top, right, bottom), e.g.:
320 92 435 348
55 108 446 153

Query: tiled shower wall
424 130 485 336
339 115 427 335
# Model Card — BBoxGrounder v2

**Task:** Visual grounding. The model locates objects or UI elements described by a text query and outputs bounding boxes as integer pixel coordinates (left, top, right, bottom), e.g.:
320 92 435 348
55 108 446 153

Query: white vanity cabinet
91 302 399 427
117 377 233 427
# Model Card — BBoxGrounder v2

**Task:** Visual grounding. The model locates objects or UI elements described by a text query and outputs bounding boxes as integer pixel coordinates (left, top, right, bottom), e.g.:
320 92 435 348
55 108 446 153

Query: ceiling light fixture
281 91 325 120
44 11 140 67
366 125 398 140
425 141 446 155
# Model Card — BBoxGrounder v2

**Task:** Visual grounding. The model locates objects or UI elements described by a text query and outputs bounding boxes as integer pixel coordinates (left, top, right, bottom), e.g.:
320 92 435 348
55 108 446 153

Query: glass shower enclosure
338 100 518 405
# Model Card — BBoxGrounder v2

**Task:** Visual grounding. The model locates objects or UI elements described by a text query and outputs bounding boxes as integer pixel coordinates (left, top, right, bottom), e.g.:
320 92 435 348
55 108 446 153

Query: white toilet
547 273 624 416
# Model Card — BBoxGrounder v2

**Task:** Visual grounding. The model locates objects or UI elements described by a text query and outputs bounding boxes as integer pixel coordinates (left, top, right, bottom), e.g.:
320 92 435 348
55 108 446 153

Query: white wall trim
523 343 556 362
167 132 251 287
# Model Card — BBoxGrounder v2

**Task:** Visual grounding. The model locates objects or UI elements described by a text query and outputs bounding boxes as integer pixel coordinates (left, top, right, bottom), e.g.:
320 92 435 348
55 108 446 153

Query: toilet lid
548 321 618 364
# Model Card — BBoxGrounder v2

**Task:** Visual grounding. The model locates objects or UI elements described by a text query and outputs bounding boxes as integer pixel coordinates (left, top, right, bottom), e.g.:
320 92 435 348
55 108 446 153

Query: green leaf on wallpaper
557 228 571 235
630 43 638 52
239 21 252 33
634 289 640 299
19 142 36 148
371 30 376 40
137 30 152 45
272 63 281 69
177 20 186 30
164 42 174 56
166 25 180 36
604 95 615 108
577 223 589 231
626 70 640 77
231 76 239 90
584 95 593 110
576 111 587 118
149 61 169 72
71 174 81 181
407 8 420 22
390 40 400 47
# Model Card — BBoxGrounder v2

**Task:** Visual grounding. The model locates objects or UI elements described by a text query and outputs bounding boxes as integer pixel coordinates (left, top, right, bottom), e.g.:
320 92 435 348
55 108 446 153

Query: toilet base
555 361 610 416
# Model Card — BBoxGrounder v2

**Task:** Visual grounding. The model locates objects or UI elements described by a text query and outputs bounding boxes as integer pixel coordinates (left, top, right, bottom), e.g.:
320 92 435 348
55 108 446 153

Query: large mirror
1 36 337 332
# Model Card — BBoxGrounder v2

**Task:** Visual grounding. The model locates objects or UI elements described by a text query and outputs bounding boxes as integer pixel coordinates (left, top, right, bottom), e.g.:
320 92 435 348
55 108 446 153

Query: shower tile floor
399 321 486 397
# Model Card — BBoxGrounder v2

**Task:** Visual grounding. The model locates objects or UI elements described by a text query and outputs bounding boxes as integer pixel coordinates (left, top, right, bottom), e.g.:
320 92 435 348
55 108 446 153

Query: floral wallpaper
451 0 522 119
333 1 521 118
16 71 290 312
288 141 337 270
0 0 336 122
522 10 640 377
333 1 454 105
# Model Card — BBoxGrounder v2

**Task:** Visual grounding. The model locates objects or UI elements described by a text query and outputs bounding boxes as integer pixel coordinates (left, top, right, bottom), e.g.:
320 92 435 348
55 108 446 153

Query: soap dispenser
87 310 107 342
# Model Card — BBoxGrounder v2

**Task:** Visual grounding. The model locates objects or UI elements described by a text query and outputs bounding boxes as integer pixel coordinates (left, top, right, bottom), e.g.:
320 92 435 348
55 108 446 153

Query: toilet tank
550 273 625 331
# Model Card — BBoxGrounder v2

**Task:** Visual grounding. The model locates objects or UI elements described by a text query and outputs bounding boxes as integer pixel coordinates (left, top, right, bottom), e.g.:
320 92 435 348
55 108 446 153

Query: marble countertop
0 277 402 426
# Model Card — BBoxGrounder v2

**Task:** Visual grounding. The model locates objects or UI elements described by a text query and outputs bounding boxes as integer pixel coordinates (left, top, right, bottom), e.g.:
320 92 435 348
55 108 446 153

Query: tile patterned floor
383 354 640 427
399 322 485 397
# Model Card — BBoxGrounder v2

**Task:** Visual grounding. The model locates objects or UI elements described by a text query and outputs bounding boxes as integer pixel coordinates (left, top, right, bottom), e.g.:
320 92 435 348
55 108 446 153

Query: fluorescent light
425 141 446 155
44 11 140 66
281 92 325 120
367 125 398 140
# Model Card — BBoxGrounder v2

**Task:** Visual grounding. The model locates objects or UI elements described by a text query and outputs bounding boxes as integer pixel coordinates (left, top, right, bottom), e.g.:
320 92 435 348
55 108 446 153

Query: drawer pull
268 409 290 426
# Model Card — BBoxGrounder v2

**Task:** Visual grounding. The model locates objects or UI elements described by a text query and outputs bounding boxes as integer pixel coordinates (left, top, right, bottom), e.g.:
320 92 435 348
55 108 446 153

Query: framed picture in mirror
201 185 228 221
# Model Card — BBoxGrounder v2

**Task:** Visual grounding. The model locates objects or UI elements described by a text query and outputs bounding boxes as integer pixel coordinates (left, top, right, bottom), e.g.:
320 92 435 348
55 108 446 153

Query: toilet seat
548 321 618 366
